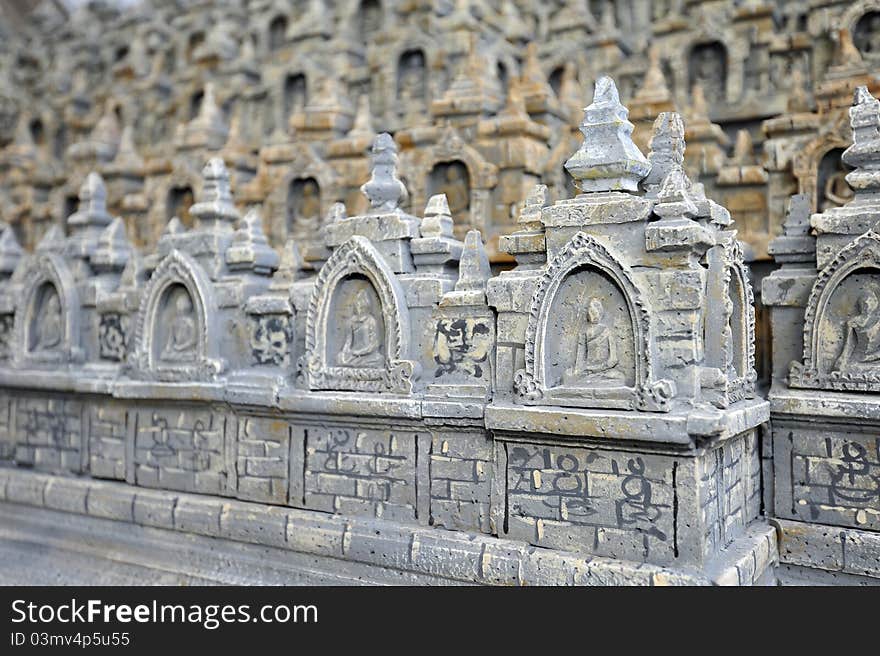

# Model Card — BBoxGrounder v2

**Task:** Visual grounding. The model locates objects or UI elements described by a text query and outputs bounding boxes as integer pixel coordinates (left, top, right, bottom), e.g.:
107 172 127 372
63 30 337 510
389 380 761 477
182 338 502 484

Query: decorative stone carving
130 249 223 382
303 236 417 394
514 232 673 411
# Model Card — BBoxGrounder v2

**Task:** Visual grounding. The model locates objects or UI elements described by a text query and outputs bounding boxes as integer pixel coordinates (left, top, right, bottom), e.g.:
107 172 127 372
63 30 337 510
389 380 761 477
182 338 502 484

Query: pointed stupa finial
841 85 880 198
69 171 112 229
564 76 650 193
91 216 132 271
360 133 407 212
768 193 816 262
421 194 454 238
731 129 755 166
164 216 185 236
111 125 144 172
189 157 240 227
36 224 65 252
442 229 492 306
690 83 709 122
226 208 280 275
643 111 686 192
634 47 671 104
348 94 375 139
558 62 582 118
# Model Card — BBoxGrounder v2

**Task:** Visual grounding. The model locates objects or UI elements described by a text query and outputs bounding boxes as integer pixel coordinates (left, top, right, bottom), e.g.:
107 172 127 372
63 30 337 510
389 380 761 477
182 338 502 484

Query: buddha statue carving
563 297 625 386
160 292 197 362
834 285 880 373
337 287 383 368
34 291 62 351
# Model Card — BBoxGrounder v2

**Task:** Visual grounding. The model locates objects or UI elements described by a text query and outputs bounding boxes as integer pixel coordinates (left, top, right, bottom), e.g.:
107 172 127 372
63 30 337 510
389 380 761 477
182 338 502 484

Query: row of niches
0 75 762 417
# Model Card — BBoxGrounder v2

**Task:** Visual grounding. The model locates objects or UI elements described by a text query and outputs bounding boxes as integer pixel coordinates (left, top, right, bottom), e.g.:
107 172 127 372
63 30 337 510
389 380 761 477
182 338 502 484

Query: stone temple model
0 0 878 585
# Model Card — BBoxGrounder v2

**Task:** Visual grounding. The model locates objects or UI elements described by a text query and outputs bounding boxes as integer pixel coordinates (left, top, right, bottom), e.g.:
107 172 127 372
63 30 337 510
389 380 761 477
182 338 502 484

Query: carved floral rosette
303 236 418 394
11 252 83 366
513 232 675 412
129 249 225 382
790 230 880 391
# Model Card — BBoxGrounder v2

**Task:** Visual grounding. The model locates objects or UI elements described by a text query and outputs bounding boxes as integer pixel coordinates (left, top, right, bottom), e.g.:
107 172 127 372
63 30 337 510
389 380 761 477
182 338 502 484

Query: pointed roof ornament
633 47 671 104
440 229 492 306
36 224 65 252
564 76 650 193
226 208 280 275
787 68 813 113
109 125 144 173
91 216 132 271
189 157 240 227
690 83 710 122
768 193 815 262
68 171 113 230
163 216 185 236
0 227 23 277
655 167 698 219
558 61 583 120
347 94 375 140
421 193 454 238
643 112 685 192
269 238 303 292
361 133 407 213
841 85 880 198
731 129 756 166
834 27 863 67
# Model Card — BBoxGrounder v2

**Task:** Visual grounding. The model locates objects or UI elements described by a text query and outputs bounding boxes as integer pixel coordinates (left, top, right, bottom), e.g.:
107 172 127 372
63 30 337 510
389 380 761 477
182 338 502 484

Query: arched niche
189 89 203 120
428 160 470 220
132 250 223 382
286 177 321 240
791 231 880 390
689 41 727 101
283 73 307 121
167 186 195 228
397 49 427 103
514 232 674 412
817 148 853 212
548 65 565 97
268 15 288 52
303 236 417 394
12 253 81 366
854 11 880 56
357 0 382 42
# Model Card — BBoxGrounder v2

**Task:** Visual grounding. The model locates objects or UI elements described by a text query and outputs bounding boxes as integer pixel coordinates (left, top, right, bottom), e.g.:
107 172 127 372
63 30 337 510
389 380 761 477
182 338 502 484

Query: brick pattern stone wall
303 425 420 524
429 429 492 533
0 391 13 460
698 429 762 559
775 423 880 533
234 415 289 506
133 406 229 496
502 442 678 565
14 395 83 473
88 402 128 481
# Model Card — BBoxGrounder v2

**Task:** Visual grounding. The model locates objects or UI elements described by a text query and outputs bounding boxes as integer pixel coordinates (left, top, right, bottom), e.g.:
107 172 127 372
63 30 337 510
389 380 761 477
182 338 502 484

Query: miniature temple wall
0 78 777 585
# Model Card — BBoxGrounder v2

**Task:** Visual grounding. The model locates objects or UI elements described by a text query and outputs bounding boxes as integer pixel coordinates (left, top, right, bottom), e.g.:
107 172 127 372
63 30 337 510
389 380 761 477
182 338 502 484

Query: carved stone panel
791 231 880 390
514 232 674 411
304 236 417 394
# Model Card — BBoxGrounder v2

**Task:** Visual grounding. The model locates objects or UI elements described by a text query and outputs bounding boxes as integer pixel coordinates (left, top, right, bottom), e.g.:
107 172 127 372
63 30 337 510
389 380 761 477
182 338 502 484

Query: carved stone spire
68 172 113 231
643 112 685 194
767 193 815 264
189 157 240 228
454 229 491 294
839 86 880 205
91 216 132 272
226 208 280 275
558 62 583 122
731 129 756 166
633 47 671 105
108 125 144 174
564 76 650 193
36 224 65 253
360 133 407 213
181 83 229 150
347 94 375 140
421 194 454 239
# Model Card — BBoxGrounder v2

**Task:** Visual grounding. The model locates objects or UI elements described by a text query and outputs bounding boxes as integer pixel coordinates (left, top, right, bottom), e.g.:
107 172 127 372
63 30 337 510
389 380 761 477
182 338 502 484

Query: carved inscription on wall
14 395 83 472
778 426 880 531
504 443 677 564
304 426 418 523
134 406 227 495
433 317 492 379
